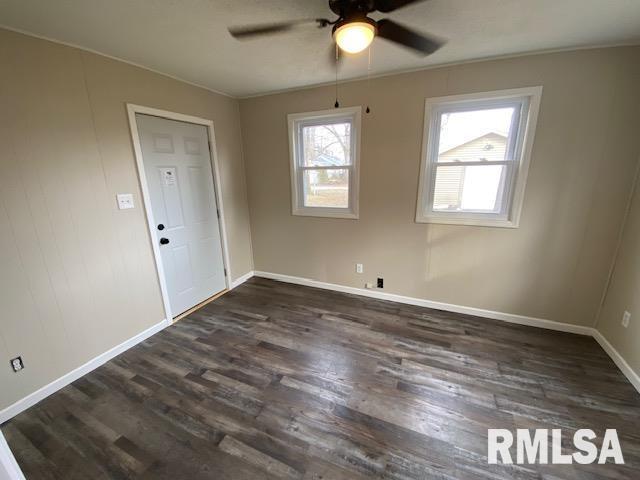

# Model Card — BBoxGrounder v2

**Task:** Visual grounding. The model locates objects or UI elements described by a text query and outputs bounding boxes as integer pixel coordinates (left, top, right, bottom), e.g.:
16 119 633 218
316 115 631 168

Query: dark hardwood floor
3 277 640 479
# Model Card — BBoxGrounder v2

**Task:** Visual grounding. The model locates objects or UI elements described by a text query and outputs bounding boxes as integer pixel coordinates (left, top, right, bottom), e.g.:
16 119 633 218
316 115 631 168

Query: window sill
293 208 359 220
415 214 519 228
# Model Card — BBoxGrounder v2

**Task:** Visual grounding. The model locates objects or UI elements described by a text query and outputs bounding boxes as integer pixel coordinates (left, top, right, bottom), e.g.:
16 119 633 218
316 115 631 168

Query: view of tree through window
301 122 351 208
289 108 360 218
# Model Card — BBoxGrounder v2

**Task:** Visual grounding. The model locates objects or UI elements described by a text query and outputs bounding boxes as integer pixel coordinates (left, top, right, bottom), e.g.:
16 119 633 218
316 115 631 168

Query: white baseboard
253 271 594 336
230 270 255 289
0 270 637 480
0 275 637 480
0 319 169 425
0 431 24 480
592 330 640 393
0 274 253 426
2 270 638 435
253 271 640 394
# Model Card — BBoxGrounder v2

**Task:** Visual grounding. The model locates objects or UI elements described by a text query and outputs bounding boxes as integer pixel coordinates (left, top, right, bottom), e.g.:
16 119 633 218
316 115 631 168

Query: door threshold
172 289 228 322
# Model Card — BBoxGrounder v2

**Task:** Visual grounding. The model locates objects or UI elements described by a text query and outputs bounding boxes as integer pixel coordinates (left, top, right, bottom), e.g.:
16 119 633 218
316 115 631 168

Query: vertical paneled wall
596 169 640 376
0 28 253 410
240 47 640 328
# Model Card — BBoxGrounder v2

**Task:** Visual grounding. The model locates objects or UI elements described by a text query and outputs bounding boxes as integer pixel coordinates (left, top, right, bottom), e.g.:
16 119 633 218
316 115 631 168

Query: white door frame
0 430 25 480
126 104 232 322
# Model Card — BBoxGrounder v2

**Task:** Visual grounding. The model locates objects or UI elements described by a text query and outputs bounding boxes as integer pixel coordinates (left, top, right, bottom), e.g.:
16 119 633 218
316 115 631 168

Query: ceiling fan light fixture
333 20 376 54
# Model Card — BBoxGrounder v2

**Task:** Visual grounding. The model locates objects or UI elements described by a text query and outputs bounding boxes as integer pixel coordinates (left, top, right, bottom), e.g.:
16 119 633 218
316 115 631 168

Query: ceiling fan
228 0 444 57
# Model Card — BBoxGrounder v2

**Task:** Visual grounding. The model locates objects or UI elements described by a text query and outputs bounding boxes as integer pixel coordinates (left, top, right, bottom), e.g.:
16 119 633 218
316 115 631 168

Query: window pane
303 169 349 208
438 107 515 163
433 164 505 212
301 122 351 167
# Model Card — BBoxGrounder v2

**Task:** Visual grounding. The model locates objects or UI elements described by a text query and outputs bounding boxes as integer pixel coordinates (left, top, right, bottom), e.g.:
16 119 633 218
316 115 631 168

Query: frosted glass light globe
334 21 375 54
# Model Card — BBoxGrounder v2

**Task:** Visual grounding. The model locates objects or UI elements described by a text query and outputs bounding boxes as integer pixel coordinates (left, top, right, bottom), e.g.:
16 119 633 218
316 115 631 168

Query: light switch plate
117 193 134 210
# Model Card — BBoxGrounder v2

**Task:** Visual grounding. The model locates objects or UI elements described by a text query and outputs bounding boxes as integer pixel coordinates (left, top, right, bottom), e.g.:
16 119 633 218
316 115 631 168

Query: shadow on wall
418 219 565 319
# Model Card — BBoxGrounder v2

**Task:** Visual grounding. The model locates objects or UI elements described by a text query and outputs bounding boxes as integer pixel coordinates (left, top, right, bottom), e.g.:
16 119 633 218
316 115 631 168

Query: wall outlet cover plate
10 356 24 372
622 311 631 328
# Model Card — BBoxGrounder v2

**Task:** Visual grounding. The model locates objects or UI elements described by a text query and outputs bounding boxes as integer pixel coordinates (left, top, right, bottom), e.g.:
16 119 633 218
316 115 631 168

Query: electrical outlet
10 356 24 373
622 311 631 328
356 263 363 274
377 277 384 289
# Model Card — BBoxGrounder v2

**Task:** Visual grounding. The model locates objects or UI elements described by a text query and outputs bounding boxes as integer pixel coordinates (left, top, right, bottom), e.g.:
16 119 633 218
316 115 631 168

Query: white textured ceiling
1 0 639 97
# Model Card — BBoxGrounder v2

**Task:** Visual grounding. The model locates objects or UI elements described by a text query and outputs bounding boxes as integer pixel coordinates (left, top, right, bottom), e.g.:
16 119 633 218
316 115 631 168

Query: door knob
157 224 165 230
160 238 170 245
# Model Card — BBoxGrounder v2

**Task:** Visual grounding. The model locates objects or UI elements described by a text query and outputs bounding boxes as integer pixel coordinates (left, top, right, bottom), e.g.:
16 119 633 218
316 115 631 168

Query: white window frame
416 87 542 228
288 106 361 219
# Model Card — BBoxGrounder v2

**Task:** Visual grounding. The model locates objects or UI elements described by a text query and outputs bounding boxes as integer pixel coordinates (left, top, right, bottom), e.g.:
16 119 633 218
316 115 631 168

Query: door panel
172 245 194 294
152 133 174 153
188 166 214 223
136 114 226 317
157 166 185 228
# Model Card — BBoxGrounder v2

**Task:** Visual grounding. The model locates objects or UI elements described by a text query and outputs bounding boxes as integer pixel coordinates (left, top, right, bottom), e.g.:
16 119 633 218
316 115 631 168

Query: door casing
127 104 232 322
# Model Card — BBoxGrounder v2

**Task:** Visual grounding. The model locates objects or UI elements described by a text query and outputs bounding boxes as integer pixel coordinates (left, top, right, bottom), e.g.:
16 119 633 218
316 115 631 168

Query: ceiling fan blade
229 22 296 39
376 19 443 55
374 0 427 13
229 19 328 39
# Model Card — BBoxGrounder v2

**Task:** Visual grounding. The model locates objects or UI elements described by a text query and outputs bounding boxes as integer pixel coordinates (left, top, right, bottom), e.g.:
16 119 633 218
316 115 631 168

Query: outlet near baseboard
10 356 24 372
622 311 631 328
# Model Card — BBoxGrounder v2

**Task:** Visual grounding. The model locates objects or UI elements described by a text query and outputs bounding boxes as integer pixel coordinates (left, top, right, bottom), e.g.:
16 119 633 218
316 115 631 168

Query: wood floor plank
2 277 640 479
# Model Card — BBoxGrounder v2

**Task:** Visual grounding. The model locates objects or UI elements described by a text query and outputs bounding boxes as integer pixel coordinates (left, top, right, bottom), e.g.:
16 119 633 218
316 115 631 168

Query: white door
136 114 226 317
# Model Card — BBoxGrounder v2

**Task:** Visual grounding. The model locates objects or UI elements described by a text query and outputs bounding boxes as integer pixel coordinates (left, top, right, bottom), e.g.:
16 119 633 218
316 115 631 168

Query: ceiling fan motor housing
230 0 443 57
331 15 378 37
329 0 378 17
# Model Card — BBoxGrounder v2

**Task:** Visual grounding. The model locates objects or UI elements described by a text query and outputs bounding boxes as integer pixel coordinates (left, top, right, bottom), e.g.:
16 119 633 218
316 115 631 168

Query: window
416 87 542 227
288 107 361 218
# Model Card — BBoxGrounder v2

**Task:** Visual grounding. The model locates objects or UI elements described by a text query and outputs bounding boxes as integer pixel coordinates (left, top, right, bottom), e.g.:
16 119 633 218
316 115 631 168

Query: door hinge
216 209 220 219
224 268 227 277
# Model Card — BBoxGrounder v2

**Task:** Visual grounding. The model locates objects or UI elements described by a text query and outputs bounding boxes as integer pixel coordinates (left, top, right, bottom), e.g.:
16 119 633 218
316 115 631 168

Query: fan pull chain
366 45 371 114
334 43 340 108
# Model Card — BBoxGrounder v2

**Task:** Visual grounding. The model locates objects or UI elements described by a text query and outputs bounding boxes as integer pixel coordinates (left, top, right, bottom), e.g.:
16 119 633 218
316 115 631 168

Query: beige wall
0 28 253 410
1 28 638 413
596 166 640 374
240 46 640 328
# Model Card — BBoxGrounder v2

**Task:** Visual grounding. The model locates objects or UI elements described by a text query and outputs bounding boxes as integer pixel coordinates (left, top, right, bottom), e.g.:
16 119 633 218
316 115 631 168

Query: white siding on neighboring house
439 132 507 163
434 132 507 210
